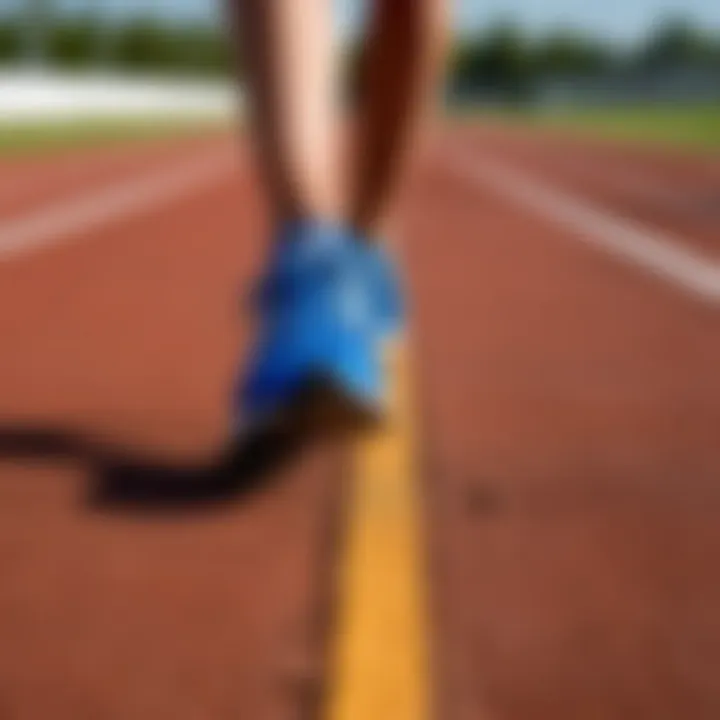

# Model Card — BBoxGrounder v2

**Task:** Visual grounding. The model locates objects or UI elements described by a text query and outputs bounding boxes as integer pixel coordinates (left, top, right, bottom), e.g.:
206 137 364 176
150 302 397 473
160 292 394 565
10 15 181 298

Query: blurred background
1 0 719 146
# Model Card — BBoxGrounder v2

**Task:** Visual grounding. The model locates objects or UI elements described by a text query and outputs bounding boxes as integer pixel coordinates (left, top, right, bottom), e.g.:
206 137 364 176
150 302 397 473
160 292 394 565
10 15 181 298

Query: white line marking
448 153 720 304
0 151 236 261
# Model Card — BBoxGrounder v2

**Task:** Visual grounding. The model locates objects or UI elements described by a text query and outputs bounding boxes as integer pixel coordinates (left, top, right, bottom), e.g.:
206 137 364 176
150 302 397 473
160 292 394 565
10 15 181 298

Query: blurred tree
85 0 118 69
169 26 232 77
0 20 22 63
638 16 717 69
0 8 233 75
452 20 531 97
24 0 53 64
534 30 611 77
113 18 175 73
48 19 97 69
483 21 531 90
111 18 230 76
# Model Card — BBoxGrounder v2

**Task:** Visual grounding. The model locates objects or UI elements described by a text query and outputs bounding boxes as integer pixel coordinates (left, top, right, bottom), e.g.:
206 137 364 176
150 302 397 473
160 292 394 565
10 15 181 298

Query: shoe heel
284 374 383 438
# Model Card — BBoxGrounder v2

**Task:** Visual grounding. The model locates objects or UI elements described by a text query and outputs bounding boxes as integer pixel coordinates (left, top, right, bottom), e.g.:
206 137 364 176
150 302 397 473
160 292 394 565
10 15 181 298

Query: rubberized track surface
0 126 718 719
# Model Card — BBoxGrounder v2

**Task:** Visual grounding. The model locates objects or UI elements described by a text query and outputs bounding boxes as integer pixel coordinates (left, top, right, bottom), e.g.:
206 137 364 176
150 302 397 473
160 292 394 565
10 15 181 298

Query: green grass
466 103 720 151
0 116 230 157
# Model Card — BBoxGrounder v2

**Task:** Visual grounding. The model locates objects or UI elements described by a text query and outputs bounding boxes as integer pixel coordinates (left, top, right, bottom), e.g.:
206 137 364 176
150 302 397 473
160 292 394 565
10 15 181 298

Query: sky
6 0 720 42
451 0 720 40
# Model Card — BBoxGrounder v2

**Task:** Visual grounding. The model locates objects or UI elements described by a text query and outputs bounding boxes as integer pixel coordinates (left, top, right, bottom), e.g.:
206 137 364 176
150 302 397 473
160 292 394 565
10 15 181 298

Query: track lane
1 125 719 719
0 164 342 720
409 140 720 720
0 134 230 220
458 124 720 258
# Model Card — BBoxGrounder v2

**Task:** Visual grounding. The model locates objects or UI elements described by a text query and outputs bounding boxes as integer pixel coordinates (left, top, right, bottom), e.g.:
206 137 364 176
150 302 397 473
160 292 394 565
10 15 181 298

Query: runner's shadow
0 424 307 512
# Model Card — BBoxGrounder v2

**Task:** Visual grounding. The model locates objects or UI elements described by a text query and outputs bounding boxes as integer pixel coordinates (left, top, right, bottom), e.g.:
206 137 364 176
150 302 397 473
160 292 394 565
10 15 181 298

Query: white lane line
448 153 720 305
0 151 236 261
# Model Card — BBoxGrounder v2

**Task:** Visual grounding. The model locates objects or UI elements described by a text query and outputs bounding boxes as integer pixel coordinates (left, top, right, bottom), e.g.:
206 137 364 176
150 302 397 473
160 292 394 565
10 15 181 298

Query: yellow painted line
324 343 431 720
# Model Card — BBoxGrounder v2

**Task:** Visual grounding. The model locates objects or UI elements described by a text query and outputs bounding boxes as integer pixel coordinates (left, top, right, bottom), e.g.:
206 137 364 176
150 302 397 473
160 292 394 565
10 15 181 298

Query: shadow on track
0 424 308 512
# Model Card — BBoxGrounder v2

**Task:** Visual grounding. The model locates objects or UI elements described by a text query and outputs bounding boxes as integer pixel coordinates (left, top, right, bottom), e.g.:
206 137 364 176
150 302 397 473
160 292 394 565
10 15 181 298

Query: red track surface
0 135 223 218
411 129 720 719
0 128 719 719
0 141 340 720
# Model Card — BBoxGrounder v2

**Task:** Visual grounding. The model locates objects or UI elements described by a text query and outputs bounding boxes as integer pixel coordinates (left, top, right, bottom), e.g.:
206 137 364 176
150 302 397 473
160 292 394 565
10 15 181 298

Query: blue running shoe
235 220 384 438
355 238 406 339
